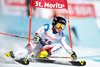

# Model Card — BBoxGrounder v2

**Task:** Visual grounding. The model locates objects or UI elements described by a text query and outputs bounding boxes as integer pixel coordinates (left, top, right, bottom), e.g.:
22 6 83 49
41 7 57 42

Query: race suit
13 24 73 59
26 24 73 56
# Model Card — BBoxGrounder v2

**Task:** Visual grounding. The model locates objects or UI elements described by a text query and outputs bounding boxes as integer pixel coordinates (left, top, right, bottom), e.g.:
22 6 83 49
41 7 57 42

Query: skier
5 16 77 64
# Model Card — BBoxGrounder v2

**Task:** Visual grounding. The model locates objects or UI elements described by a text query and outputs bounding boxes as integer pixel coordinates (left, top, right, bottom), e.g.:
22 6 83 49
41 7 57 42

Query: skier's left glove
33 33 40 44
70 51 77 60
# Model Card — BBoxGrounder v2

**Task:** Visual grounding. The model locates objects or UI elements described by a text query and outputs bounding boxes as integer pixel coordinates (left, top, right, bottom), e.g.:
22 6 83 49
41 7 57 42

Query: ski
0 57 29 65
69 60 86 66
30 58 86 66
15 58 29 65
1 51 30 65
1 51 86 66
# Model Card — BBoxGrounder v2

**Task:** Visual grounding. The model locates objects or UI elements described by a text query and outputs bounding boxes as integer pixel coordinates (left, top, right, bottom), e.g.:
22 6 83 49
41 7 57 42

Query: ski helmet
52 16 67 30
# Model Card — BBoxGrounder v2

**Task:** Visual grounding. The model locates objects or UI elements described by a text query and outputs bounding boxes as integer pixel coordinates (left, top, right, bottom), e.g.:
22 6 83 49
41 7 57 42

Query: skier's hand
70 51 77 60
33 33 40 43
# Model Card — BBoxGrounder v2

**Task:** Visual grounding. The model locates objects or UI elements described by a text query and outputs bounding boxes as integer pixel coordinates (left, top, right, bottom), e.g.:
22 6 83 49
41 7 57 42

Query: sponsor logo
35 1 65 9
45 32 58 41
4 0 26 6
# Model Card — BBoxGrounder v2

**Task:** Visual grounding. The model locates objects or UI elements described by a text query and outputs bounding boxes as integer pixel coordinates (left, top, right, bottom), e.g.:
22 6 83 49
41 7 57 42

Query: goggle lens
55 23 65 30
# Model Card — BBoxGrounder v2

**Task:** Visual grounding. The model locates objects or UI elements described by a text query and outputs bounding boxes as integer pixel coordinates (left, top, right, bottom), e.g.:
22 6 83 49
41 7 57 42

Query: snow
0 44 100 67
0 33 100 67
0 59 100 67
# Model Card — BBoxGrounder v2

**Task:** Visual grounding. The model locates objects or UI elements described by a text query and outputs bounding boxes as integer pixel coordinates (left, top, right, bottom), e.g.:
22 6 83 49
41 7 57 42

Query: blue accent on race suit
43 24 50 32
44 24 57 34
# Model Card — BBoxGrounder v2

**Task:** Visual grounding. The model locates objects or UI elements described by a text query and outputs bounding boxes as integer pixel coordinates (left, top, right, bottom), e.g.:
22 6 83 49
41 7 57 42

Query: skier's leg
5 47 28 60
5 41 37 60
27 43 43 59
4 41 43 65
36 44 62 58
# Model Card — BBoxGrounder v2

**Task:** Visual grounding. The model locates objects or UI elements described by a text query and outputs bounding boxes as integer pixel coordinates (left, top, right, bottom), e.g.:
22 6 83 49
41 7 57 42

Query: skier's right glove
33 33 40 44
70 51 77 60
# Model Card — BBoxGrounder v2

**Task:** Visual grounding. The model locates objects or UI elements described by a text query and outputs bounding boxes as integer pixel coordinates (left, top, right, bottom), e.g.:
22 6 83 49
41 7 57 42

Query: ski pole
48 56 72 59
0 32 33 40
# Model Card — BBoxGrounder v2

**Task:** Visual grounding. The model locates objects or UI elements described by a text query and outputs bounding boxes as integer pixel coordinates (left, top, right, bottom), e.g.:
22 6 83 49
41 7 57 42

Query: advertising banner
1 0 27 16
31 0 68 9
56 3 96 18
68 3 96 17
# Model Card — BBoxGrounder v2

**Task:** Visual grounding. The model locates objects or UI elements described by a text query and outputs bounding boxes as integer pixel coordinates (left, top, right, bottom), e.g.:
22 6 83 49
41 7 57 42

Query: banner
4 0 26 6
31 0 68 9
55 3 96 18
68 3 96 17
1 0 27 16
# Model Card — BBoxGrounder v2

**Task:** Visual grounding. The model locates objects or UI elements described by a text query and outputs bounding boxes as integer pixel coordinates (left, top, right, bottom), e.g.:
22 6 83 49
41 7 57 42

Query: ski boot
5 51 15 58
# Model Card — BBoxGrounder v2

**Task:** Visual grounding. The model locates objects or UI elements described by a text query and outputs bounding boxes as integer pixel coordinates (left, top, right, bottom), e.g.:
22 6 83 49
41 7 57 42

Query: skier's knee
36 50 51 58
51 44 62 54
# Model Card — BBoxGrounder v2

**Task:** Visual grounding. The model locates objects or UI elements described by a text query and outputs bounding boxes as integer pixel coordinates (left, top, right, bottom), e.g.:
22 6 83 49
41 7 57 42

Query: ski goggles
55 23 65 30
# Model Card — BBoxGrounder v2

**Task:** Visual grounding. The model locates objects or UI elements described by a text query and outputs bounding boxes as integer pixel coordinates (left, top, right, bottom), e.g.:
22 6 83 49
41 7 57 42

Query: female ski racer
5 16 77 64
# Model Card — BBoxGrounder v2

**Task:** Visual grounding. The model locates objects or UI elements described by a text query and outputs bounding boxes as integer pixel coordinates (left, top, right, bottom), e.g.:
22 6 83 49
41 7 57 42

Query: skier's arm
36 24 49 36
33 26 45 43
60 36 77 60
33 24 49 43
36 26 45 36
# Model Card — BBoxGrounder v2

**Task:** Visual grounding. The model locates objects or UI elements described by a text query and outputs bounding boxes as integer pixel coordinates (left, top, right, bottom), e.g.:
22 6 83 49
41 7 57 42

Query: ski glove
70 51 77 60
33 33 40 44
